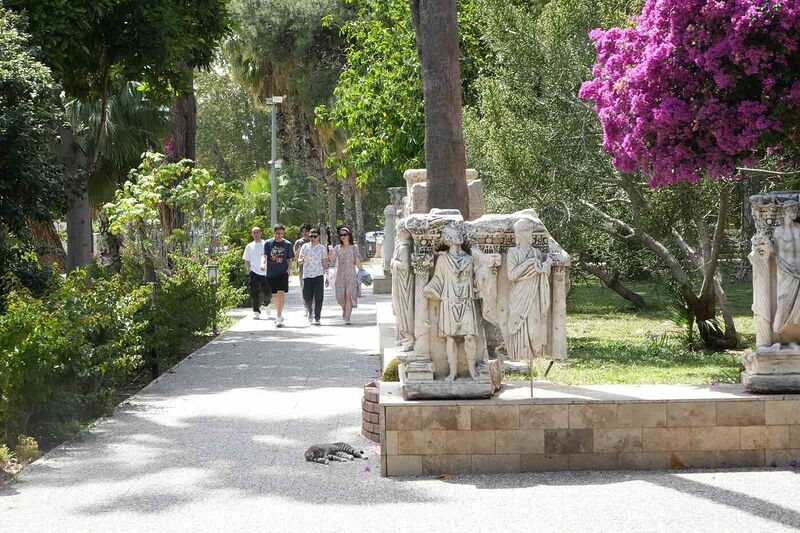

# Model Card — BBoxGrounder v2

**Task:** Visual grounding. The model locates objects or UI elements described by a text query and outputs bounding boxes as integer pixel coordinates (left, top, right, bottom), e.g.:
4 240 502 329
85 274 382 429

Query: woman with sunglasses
329 227 362 324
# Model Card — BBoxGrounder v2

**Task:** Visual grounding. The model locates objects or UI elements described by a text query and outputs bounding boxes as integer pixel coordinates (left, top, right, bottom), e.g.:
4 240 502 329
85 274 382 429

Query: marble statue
772 201 800 334
423 222 481 381
391 227 415 351
743 193 800 392
387 185 571 399
507 218 552 360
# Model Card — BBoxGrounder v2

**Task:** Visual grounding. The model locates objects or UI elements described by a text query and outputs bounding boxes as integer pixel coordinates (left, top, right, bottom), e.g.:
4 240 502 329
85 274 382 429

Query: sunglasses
310 234 319 238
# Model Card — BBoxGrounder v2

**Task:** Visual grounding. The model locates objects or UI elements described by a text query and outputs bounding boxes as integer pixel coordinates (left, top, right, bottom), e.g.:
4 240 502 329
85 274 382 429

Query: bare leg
444 337 458 382
275 291 285 317
344 289 353 321
465 335 479 379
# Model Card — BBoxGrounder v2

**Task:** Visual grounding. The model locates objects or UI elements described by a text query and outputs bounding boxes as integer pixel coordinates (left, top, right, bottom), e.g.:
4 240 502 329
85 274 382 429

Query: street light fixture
207 263 219 336
265 95 286 227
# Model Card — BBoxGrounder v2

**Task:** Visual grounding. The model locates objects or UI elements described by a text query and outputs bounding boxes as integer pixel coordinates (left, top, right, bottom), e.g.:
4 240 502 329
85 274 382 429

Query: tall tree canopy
0 8 68 237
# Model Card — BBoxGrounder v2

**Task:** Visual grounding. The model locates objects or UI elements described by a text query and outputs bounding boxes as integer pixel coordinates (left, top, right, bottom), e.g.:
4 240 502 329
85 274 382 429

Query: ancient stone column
382 204 396 273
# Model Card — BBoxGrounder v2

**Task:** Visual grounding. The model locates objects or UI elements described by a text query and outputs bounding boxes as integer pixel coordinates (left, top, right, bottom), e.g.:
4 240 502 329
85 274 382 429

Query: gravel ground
2 281 800 533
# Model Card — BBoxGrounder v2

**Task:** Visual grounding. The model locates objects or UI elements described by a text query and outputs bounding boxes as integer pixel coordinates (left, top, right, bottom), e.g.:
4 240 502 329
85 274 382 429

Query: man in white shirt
242 227 271 319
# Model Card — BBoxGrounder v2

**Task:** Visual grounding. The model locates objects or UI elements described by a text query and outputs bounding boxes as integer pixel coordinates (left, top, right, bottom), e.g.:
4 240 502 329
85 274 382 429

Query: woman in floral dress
331 227 362 324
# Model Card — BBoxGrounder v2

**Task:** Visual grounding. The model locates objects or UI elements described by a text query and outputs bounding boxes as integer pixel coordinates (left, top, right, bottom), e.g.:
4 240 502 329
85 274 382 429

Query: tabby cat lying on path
304 443 367 464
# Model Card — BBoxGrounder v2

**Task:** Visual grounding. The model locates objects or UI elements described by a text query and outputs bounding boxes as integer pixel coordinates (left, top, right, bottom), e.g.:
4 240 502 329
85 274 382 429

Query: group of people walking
242 223 365 327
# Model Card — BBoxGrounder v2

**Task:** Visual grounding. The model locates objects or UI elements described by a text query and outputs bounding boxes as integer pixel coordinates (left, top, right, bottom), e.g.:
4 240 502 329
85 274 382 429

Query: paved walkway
3 281 800 532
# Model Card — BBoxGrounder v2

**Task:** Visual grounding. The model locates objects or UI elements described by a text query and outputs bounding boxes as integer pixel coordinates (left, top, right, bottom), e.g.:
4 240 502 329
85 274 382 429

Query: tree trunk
164 63 196 242
580 260 646 308
53 120 92 271
326 171 338 246
341 177 355 234
26 217 67 272
352 175 367 259
410 0 469 217
735 174 758 282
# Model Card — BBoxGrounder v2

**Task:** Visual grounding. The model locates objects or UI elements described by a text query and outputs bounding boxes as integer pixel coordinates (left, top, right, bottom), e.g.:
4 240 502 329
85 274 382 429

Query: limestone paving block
690 426 742 451
471 454 521 474
568 404 617 428
568 453 619 471
386 455 422 476
520 404 569 429
740 425 790 449
765 400 800 425
494 429 545 454
716 401 765 426
421 405 470 431
544 429 593 454
520 453 570 472
471 405 520 430
422 455 472 475
617 403 666 428
384 431 398 455
765 448 800 466
618 452 669 470
445 431 472 455
791 425 800 448
386 406 422 431
669 450 764 469
470 430 497 454
642 427 692 452
593 428 643 453
397 430 446 455
667 402 716 427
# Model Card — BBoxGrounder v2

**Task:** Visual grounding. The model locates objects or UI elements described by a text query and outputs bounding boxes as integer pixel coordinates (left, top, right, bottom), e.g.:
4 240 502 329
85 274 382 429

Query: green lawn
504 279 753 385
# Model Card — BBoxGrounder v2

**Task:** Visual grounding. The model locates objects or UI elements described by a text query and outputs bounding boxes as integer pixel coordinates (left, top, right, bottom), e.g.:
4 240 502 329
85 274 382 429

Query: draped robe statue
507 219 552 359
773 202 800 334
391 227 415 350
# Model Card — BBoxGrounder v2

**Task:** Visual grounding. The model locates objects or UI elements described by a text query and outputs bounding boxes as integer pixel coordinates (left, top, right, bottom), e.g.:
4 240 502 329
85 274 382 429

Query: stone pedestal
743 343 800 392
744 192 800 393
403 168 484 220
401 359 501 400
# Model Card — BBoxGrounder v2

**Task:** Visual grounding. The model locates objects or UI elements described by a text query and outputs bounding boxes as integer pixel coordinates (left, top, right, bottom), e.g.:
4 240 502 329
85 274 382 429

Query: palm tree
410 0 469 216
66 82 168 269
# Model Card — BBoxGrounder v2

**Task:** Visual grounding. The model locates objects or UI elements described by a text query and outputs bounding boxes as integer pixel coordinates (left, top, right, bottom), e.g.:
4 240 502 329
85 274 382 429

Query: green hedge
0 257 245 449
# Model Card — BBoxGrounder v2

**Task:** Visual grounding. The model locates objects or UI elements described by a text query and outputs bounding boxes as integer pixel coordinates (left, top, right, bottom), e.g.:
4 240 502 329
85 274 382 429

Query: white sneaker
276 316 284 327
345 318 351 325
253 312 260 320
313 319 321 326
308 314 314 324
262 305 271 318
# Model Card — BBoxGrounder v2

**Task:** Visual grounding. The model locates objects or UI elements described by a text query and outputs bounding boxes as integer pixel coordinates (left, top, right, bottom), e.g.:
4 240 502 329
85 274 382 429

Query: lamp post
207 263 218 336
266 95 285 227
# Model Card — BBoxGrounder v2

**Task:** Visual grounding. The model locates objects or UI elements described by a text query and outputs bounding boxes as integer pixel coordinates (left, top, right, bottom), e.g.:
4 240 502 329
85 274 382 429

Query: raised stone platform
379 381 800 476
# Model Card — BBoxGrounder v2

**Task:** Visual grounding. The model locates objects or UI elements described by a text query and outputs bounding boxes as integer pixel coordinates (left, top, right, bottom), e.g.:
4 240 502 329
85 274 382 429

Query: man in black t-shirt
264 224 294 327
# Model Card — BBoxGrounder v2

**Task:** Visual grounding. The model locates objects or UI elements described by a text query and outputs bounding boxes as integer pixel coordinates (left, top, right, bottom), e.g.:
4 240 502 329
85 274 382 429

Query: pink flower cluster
579 0 800 186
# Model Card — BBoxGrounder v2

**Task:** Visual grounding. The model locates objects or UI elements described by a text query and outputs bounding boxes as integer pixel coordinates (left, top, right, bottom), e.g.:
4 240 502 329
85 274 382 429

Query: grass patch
505 279 751 385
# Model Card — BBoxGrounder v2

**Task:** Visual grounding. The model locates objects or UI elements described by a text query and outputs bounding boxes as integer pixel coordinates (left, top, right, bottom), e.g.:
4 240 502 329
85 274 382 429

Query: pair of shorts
267 273 289 293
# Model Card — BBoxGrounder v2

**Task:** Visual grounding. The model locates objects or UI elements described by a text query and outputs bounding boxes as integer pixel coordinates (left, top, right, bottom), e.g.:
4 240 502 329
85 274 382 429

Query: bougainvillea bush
579 0 800 186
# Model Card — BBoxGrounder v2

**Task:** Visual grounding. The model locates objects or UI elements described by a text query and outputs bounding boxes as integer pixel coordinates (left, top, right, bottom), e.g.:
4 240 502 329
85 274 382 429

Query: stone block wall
380 395 800 476
362 381 381 443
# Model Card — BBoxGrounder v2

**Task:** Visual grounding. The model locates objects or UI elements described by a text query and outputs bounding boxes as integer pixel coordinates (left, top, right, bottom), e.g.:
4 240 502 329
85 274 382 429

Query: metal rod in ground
544 360 555 378
530 352 534 398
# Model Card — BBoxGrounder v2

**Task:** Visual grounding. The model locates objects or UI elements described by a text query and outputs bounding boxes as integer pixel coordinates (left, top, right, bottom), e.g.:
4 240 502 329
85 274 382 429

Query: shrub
0 271 148 447
0 444 11 467
382 358 402 382
217 247 249 306
14 435 40 463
